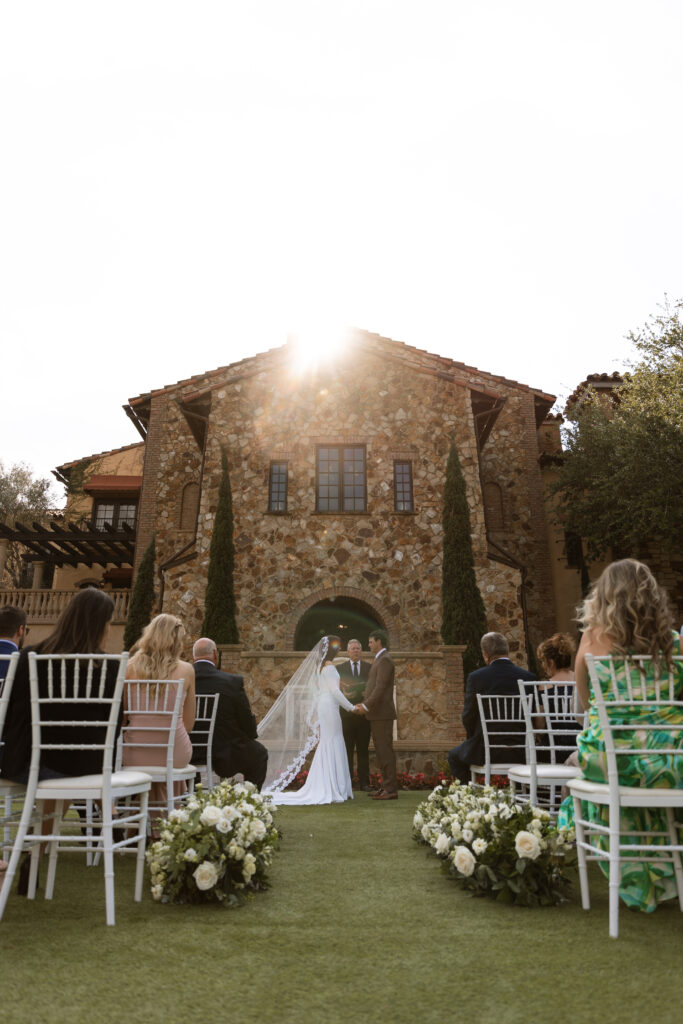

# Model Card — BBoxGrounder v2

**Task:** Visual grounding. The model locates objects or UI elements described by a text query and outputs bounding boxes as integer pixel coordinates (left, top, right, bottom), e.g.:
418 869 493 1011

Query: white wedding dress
267 665 354 805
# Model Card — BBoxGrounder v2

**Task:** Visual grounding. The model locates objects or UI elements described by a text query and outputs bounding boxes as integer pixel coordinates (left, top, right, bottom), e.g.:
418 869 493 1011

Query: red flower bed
287 769 509 791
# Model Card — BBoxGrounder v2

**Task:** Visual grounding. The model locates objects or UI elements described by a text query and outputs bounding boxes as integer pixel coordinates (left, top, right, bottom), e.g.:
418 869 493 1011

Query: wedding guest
557 558 683 913
447 632 536 783
0 588 119 893
122 614 195 817
191 637 268 790
1 588 119 784
0 605 28 681
535 632 581 759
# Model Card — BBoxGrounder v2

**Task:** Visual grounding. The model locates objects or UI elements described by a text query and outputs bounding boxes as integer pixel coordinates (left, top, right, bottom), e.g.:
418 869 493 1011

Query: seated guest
447 632 536 784
535 632 580 759
558 559 683 913
0 588 119 891
192 637 268 790
1 588 119 784
0 605 28 680
122 615 195 815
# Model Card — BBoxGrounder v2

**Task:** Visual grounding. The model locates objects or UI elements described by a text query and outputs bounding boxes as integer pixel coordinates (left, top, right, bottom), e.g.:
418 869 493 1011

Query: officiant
338 638 372 791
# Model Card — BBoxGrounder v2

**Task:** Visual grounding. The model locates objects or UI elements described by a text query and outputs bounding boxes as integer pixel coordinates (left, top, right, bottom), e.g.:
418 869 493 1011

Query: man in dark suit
337 638 372 790
191 637 268 791
447 632 536 784
355 629 398 800
0 605 27 681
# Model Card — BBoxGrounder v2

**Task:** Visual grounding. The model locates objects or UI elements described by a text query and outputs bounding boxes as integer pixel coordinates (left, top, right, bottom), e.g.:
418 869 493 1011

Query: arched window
483 481 504 532
179 482 200 531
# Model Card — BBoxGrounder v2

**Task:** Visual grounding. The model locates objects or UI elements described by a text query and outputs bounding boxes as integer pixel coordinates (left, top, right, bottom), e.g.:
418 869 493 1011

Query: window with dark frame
93 501 137 530
393 460 414 512
268 461 288 512
317 445 366 512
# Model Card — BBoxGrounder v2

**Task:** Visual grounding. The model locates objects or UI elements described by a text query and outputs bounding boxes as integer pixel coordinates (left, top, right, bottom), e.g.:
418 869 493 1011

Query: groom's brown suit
364 650 397 796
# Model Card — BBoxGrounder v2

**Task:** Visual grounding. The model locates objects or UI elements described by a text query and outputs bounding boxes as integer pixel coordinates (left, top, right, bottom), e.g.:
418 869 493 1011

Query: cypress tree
440 441 488 677
201 446 239 643
124 535 156 650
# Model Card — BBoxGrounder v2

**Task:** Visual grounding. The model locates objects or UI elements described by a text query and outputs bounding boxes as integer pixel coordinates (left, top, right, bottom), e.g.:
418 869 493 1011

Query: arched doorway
294 596 385 651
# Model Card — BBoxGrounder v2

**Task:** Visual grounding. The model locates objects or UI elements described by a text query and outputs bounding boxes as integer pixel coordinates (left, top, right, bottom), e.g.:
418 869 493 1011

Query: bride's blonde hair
577 559 674 668
128 613 185 680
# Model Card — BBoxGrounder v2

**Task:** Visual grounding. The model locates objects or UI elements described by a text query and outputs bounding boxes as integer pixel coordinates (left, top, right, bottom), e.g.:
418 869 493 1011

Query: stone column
217 644 244 674
0 539 9 581
32 561 46 590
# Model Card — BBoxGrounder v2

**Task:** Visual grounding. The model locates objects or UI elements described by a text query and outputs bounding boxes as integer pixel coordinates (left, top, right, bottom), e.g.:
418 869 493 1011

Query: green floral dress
558 632 683 913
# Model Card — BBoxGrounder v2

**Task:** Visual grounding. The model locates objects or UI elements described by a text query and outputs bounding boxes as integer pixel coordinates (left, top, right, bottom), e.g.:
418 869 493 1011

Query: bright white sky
2 1 682 503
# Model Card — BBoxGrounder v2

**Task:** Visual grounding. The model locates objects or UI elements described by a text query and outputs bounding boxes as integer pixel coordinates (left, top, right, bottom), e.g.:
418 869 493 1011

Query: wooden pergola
0 520 135 569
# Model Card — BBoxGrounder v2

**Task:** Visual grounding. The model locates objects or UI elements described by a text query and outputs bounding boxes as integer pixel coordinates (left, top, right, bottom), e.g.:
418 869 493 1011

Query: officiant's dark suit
192 658 268 790
447 635 536 784
338 647 371 789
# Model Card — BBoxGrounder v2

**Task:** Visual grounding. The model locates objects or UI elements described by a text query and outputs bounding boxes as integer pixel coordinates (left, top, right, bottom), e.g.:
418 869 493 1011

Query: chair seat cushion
508 764 580 781
36 770 153 792
568 776 683 806
127 764 196 777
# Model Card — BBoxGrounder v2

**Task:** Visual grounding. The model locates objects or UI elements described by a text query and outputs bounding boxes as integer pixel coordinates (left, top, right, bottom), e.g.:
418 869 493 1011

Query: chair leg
572 794 591 911
0 792 34 921
44 799 65 900
102 815 116 926
134 792 149 903
665 808 683 912
607 803 620 939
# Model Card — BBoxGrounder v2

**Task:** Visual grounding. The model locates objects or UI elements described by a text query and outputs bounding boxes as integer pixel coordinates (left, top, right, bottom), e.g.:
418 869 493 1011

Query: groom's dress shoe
368 788 383 797
372 792 397 800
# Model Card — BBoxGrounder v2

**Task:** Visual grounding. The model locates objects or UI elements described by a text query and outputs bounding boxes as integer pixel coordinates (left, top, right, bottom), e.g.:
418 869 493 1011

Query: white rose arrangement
412 781 575 907
146 780 280 906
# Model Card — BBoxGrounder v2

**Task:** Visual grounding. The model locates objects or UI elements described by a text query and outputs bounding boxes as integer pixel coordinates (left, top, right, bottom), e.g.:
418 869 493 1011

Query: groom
354 629 398 800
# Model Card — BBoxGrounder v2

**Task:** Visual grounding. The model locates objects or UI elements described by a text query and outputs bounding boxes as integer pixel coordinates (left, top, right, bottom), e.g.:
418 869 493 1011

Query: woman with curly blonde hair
122 614 195 818
558 558 682 913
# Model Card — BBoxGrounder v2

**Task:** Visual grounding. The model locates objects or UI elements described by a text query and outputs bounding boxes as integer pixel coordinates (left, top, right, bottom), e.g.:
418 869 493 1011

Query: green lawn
1 792 681 1024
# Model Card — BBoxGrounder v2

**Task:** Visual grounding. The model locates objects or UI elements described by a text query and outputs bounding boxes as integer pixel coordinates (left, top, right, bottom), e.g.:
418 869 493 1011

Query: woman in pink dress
122 615 195 823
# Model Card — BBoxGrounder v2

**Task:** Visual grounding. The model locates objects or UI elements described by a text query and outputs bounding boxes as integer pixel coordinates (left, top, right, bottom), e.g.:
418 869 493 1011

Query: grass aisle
1 793 682 1024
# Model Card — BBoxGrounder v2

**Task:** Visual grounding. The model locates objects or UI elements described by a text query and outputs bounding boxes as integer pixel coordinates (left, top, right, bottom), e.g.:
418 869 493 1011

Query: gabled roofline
124 329 556 414
53 441 145 485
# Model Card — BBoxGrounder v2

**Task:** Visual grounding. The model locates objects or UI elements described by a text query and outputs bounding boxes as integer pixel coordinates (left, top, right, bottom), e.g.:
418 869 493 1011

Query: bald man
191 637 268 790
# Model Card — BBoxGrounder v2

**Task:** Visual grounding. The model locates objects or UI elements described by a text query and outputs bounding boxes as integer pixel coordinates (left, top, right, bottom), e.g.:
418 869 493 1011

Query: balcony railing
0 588 131 624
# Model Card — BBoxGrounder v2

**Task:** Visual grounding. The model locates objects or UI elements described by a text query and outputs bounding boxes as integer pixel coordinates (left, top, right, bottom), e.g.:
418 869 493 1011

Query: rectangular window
393 460 414 512
93 501 137 530
268 461 288 512
317 445 366 512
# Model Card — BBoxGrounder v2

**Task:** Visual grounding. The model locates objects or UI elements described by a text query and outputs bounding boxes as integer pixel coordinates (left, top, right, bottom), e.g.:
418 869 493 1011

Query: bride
257 635 356 804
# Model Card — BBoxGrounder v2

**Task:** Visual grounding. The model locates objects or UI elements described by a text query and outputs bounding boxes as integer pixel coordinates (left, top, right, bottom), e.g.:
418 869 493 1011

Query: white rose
453 846 476 877
186 799 200 811
249 819 267 841
515 830 541 860
193 860 219 891
434 833 450 856
462 828 474 844
421 824 431 841
200 805 222 828
450 822 462 840
472 838 488 855
184 847 198 862
499 806 513 821
151 884 164 901
531 806 543 820
161 830 173 842
168 809 189 823
216 818 231 834
413 812 424 828
229 842 245 861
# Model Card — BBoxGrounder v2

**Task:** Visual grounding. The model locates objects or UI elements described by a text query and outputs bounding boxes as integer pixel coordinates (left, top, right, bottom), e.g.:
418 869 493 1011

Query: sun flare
287 322 349 374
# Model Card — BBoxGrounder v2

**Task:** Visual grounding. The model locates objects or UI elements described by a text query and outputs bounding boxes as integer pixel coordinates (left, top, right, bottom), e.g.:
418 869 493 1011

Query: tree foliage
201 447 239 644
553 297 683 559
124 535 156 651
0 461 56 587
441 441 487 677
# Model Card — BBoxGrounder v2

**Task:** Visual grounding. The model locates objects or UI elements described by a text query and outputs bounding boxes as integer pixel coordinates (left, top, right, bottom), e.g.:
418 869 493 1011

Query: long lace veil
257 637 327 794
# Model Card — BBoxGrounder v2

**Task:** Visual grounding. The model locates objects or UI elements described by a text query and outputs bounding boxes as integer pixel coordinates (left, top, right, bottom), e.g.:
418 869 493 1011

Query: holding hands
352 704 366 716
